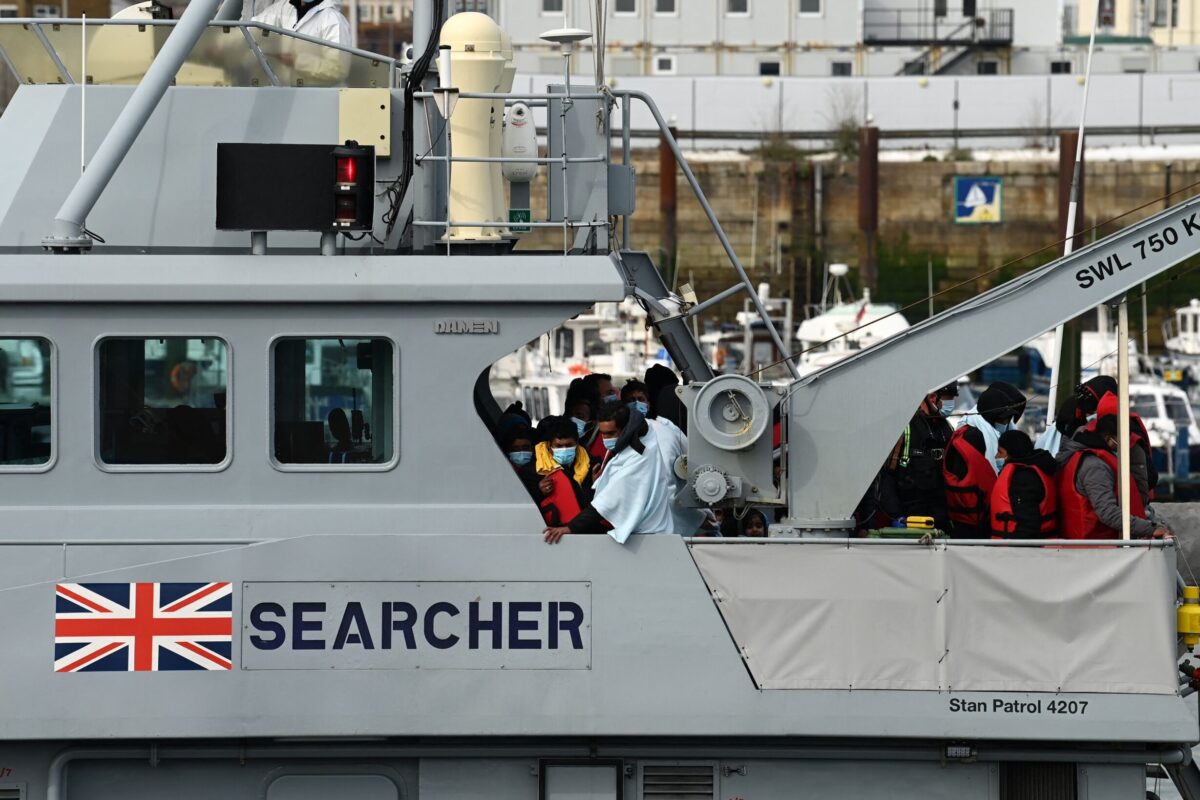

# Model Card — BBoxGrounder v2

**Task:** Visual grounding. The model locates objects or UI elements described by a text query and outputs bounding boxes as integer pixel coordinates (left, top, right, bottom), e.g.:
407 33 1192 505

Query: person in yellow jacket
533 417 593 525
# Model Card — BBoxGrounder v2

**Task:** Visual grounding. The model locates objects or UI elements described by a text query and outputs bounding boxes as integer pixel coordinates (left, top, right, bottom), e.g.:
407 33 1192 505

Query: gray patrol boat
0 1 1199 798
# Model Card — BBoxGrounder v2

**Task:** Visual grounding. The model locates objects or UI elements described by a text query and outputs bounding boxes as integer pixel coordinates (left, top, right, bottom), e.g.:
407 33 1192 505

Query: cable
749 175 1200 379
382 0 446 244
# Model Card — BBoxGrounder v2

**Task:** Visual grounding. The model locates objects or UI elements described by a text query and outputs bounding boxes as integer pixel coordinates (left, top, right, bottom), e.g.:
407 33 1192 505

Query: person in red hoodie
1087 391 1157 508
1055 415 1169 539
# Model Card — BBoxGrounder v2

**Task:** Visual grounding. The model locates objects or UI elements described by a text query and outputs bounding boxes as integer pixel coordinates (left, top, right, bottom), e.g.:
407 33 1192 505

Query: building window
97 337 228 467
614 0 636 14
831 61 852 76
0 5 18 16
799 0 821 14
652 53 677 75
654 0 676 15
0 337 52 468
726 0 749 16
977 60 999 75
32 4 60 16
1051 60 1072 74
272 337 395 467
759 61 781 76
903 59 927 75
541 0 563 13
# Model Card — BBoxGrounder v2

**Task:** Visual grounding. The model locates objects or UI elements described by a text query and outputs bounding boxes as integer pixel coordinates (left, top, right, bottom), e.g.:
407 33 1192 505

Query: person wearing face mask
943 382 1024 537
621 379 651 417
533 417 593 526
500 425 542 502
1056 416 1169 539
543 403 704 544
582 373 619 407
989 430 1059 539
872 386 956 533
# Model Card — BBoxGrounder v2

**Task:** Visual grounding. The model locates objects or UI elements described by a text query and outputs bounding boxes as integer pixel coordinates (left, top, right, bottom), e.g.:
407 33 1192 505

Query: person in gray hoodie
1055 417 1170 540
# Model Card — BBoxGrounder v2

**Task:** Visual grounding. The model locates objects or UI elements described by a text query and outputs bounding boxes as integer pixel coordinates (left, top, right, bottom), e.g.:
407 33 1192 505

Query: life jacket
1057 446 1146 539
943 427 997 530
990 462 1057 538
1084 405 1157 495
538 469 582 527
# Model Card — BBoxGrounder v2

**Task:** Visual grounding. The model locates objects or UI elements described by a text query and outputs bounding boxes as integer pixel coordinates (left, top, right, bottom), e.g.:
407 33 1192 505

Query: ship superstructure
0 3 1198 800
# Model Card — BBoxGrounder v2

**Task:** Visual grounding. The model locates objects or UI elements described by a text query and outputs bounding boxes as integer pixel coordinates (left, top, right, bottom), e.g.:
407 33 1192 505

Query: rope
748 175 1200 379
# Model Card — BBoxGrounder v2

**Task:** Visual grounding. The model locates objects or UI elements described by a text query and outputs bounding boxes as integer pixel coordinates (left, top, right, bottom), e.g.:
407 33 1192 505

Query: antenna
539 28 591 99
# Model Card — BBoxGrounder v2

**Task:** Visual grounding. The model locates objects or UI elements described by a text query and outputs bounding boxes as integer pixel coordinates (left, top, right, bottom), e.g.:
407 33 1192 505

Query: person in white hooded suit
543 403 705 545
249 0 352 85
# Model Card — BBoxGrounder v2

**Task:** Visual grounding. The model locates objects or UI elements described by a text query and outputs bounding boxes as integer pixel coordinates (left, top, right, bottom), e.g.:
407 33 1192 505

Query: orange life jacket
943 427 997 530
1057 446 1145 540
538 469 582 526
990 462 1057 538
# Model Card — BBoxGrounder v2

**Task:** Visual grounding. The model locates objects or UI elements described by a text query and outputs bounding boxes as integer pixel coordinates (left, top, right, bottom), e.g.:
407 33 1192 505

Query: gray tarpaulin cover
689 542 1178 695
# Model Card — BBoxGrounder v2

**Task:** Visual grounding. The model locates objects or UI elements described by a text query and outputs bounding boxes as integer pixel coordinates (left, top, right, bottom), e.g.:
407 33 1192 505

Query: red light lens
336 156 356 184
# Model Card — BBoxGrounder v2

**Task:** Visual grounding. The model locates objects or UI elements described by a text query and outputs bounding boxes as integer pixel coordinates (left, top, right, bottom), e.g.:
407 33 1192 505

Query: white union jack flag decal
54 582 233 672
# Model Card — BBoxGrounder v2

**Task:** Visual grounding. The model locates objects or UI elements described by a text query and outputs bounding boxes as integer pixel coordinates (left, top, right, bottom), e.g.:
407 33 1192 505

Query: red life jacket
1057 446 1146 540
943 427 997 530
990 463 1057 538
538 469 582 526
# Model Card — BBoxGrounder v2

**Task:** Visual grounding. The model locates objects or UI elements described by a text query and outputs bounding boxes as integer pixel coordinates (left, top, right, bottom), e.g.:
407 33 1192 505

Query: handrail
614 88 800 380
687 537 1176 547
0 17 398 67
0 18 397 88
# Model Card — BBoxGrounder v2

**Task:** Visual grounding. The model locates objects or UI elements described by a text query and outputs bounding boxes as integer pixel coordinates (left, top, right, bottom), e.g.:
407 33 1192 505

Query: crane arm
782 193 1200 528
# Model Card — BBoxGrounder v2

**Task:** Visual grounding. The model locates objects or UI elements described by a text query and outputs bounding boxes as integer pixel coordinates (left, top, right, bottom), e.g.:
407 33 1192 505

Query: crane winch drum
680 375 786 510
439 12 515 242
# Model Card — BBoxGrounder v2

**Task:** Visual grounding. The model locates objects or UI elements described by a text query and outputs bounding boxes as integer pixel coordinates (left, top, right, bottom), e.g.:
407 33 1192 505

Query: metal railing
863 6 1014 46
412 88 612 255
0 17 397 88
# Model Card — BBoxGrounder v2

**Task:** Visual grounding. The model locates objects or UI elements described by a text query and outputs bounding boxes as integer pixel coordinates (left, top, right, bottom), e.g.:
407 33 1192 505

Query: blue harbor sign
954 176 1003 224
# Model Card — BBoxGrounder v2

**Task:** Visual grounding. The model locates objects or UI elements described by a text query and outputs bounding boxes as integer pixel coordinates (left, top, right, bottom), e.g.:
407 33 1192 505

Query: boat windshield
1131 394 1159 419
0 19 393 88
1165 396 1192 423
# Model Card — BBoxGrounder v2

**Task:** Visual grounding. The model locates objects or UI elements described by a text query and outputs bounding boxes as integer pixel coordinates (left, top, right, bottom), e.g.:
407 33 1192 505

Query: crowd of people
497 366 777 543
496 365 1171 542
858 376 1172 540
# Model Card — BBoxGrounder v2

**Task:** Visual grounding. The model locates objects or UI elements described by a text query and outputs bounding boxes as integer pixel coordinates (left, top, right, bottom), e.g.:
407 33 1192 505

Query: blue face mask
570 416 586 437
552 447 576 466
995 458 1006 470
993 421 1014 435
940 400 955 417
602 393 620 404
507 451 532 467
602 437 618 451
628 400 649 415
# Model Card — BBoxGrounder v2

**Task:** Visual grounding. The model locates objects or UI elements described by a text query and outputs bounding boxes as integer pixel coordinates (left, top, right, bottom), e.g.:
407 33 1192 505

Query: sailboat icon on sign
954 176 1003 224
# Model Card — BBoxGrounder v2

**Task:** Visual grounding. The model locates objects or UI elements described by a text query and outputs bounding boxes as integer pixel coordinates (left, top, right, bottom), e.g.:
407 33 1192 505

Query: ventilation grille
1001 762 1076 800
0 789 21 800
641 764 716 800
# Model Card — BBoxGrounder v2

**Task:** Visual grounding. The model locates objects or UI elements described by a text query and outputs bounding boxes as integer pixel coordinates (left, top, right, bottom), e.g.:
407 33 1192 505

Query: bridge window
272 337 395 468
97 337 228 467
0 337 52 469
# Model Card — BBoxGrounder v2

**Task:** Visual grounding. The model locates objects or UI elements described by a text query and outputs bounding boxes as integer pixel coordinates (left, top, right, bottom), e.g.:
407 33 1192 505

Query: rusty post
1058 130 1086 253
1055 130 1085 405
659 125 678 287
857 126 880 291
